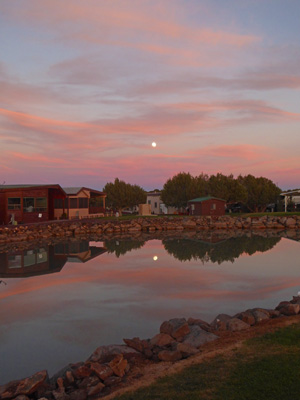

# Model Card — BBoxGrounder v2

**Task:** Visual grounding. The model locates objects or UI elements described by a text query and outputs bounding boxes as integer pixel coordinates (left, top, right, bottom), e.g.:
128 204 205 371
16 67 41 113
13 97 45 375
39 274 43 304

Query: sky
0 0 300 191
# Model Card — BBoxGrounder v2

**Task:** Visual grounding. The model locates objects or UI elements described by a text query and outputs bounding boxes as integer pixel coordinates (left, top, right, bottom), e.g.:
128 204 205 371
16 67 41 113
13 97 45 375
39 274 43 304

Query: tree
161 172 208 209
208 173 248 204
238 174 281 212
103 178 146 213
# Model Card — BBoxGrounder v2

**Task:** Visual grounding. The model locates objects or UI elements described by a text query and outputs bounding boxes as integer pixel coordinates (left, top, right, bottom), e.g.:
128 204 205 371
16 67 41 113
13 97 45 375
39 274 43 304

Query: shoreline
0 214 300 246
1 296 300 399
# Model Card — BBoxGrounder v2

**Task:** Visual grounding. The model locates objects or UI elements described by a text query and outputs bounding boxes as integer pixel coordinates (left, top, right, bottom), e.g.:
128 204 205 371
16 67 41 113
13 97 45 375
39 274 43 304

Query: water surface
0 232 299 384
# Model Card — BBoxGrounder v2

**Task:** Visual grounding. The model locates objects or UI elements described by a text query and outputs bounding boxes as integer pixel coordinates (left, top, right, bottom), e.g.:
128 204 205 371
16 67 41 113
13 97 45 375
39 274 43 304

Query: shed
187 196 226 216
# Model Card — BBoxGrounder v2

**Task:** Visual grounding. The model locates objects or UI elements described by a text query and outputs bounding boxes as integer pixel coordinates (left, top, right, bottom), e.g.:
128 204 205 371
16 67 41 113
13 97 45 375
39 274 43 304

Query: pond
0 231 299 384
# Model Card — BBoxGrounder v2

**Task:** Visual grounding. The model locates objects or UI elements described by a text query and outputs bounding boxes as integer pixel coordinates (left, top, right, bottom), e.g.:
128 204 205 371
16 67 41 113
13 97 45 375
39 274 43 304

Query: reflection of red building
0 184 66 225
0 241 107 278
0 246 67 278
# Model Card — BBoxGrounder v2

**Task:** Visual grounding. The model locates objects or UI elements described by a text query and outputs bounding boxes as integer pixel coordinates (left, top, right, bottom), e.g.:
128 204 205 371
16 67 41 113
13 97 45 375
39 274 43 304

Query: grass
237 211 300 218
114 323 300 400
94 212 300 221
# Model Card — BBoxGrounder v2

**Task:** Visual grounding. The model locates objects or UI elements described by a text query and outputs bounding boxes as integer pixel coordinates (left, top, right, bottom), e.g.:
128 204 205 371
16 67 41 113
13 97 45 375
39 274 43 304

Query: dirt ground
105 315 300 399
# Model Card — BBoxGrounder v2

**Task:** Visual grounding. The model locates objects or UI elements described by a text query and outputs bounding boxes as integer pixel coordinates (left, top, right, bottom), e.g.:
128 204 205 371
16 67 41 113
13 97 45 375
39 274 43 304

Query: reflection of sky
1 237 300 384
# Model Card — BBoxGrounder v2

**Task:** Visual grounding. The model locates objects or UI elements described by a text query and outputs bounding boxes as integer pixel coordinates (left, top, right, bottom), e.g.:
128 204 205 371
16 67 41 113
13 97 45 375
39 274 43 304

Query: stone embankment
1 296 300 400
0 215 300 245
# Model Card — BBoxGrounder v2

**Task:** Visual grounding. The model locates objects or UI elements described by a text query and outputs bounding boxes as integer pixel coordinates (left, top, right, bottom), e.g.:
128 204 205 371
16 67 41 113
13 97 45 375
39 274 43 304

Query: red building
0 184 66 225
188 196 226 216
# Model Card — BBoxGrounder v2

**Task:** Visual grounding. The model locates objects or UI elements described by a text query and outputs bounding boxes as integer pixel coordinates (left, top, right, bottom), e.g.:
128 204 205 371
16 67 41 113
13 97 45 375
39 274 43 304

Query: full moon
152 142 157 148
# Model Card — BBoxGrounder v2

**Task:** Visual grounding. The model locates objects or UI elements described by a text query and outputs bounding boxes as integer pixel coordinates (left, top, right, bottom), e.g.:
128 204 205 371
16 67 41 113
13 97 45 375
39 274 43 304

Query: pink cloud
190 144 267 161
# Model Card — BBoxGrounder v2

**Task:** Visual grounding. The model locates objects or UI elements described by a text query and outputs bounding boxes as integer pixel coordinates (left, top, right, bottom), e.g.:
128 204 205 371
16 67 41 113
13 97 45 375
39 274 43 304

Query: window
211 203 216 210
69 198 78 209
154 202 157 208
148 200 151 205
24 198 35 212
90 197 103 207
79 198 88 208
8 198 21 210
36 198 47 211
54 199 63 209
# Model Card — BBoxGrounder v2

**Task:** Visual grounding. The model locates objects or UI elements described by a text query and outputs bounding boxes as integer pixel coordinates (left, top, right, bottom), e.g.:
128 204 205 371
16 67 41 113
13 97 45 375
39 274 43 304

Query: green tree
238 174 281 212
161 172 208 209
103 178 146 213
208 173 248 204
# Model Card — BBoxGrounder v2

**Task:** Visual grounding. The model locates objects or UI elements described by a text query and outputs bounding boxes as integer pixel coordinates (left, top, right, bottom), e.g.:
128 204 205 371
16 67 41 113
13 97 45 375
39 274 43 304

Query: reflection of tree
163 236 281 264
104 239 145 257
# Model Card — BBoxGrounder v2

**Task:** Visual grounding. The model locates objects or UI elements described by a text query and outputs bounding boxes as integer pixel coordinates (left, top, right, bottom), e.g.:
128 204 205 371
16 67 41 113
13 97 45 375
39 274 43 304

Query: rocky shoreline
1 296 300 400
0 215 300 246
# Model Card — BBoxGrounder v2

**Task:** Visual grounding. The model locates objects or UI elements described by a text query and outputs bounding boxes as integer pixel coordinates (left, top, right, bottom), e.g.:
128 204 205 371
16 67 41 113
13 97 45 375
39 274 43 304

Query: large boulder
89 363 113 381
108 354 128 378
234 311 256 326
211 314 232 331
123 337 152 357
182 325 218 347
251 310 270 323
160 318 190 341
88 345 138 363
226 318 250 331
0 370 49 399
150 333 175 347
187 317 212 332
279 303 300 316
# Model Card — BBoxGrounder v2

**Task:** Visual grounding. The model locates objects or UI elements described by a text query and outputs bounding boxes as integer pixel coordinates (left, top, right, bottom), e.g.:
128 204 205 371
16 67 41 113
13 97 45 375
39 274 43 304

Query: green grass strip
115 323 300 400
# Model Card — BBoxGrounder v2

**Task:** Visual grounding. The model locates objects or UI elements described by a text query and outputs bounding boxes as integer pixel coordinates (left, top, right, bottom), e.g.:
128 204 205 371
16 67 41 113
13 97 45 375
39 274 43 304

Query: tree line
103 173 282 213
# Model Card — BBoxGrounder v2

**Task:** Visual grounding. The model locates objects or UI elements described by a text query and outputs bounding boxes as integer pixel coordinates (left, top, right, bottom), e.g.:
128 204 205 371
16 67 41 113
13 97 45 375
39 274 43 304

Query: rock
227 318 250 331
88 345 138 363
252 308 270 317
0 370 49 399
183 325 218 347
251 310 270 323
108 354 128 378
150 333 175 347
12 396 30 400
103 376 122 387
123 337 150 354
275 301 291 311
160 318 190 341
268 309 281 318
235 311 256 326
158 350 182 362
89 363 113 381
65 371 74 385
187 317 212 332
87 382 105 396
279 303 300 316
286 218 296 227
52 388 70 400
211 314 232 331
182 221 196 229
176 343 199 358
72 365 91 379
77 376 99 388
68 389 87 400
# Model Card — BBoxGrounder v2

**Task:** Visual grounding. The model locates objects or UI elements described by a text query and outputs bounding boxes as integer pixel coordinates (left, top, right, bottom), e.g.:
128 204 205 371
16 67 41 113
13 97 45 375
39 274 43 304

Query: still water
0 231 299 384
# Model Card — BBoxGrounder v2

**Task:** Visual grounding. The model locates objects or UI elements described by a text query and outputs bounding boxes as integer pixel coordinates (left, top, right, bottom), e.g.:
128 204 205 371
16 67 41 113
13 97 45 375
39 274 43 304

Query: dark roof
147 191 161 196
0 184 59 189
188 196 226 203
63 187 106 196
0 184 65 193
